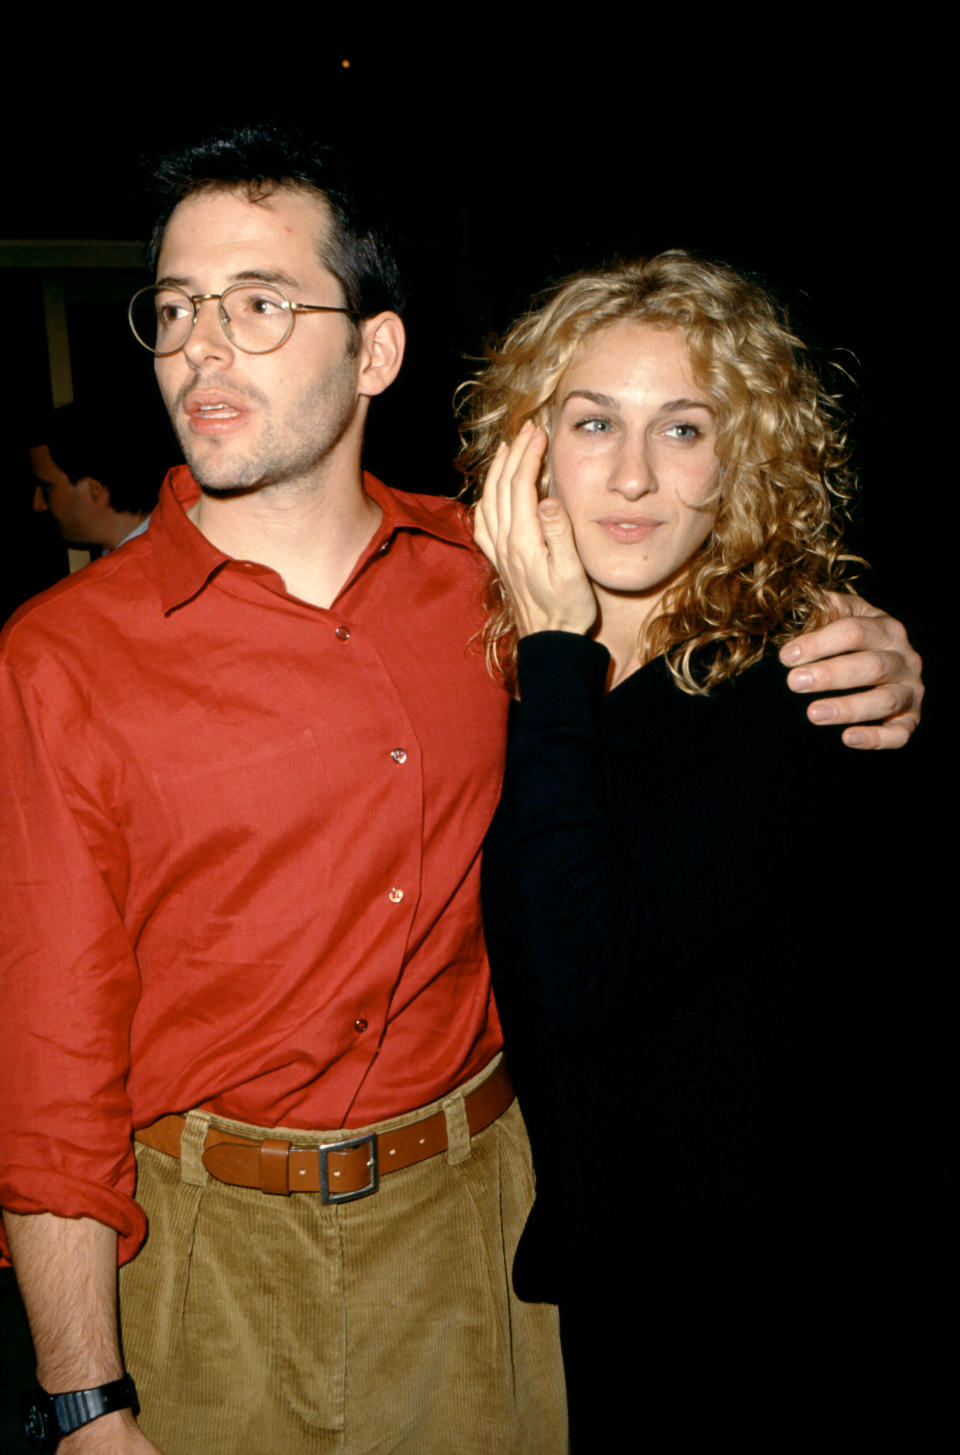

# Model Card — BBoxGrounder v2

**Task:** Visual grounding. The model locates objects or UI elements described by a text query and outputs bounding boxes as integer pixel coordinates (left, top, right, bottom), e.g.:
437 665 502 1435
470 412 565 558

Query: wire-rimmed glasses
128 282 359 356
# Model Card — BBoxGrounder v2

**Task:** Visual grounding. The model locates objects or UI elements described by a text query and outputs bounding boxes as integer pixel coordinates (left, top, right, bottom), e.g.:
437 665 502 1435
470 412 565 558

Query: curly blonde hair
457 250 860 694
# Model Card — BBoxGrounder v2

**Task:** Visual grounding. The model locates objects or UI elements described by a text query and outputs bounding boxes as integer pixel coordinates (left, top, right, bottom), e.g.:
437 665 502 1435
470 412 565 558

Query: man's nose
181 298 234 368
33 485 48 513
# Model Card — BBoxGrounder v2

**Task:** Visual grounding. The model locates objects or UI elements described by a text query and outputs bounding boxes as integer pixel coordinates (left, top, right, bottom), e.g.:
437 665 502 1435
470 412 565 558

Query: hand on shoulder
780 592 923 749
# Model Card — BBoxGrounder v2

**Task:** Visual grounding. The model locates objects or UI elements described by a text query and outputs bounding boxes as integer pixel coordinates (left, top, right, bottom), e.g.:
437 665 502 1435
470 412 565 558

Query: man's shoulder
367 477 474 549
1 534 157 674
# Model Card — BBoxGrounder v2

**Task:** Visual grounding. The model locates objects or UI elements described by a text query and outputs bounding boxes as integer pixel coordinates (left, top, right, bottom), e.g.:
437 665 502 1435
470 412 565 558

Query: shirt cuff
515 633 610 733
0 1169 148 1268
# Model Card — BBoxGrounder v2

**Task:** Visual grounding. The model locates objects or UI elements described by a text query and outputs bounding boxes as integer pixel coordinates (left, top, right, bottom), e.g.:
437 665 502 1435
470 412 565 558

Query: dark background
2 42 944 807
0 44 945 646
0 37 947 1451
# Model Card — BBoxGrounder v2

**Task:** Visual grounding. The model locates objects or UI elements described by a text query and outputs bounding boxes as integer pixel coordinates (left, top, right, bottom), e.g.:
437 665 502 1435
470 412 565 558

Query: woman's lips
595 516 662 543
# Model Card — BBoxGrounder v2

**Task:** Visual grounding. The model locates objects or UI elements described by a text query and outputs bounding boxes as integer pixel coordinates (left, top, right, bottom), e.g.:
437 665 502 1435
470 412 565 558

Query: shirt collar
152 465 474 615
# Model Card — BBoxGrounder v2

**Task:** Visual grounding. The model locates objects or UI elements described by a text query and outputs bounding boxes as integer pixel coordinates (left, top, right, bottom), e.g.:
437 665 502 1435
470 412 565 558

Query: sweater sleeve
0 653 146 1265
482 630 882 1032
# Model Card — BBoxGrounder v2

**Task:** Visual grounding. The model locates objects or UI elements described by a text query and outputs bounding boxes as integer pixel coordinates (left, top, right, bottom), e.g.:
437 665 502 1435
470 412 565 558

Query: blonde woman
465 253 914 1448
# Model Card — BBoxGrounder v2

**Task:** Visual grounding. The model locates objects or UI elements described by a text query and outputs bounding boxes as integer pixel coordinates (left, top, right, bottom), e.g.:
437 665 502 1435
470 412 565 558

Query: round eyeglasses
128 282 359 356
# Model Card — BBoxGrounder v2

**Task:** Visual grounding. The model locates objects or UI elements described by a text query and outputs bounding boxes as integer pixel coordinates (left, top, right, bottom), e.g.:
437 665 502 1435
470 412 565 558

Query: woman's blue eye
665 423 701 440
576 417 613 433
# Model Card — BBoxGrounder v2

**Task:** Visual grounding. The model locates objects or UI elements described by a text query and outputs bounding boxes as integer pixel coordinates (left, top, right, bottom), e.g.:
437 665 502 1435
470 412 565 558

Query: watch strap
24 1374 138 1452
51 1373 139 1433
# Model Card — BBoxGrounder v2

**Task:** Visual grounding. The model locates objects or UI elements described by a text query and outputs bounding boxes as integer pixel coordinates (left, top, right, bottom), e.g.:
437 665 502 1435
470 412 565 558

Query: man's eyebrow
230 268 301 290
153 269 302 291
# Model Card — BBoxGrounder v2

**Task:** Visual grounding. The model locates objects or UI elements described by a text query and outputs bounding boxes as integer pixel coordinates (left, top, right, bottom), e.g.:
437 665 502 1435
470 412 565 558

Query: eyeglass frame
128 281 362 357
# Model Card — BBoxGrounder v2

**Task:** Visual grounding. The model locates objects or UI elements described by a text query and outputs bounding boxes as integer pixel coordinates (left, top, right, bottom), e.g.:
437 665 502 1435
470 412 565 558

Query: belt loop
180 1110 211 1187
442 1090 471 1166
259 1138 291 1195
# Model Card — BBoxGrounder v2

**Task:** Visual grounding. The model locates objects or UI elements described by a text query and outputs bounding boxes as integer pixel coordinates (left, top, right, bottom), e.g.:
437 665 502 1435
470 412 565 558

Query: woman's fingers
478 423 544 559
474 443 507 564
507 424 549 538
538 497 583 574
535 499 598 633
475 421 596 638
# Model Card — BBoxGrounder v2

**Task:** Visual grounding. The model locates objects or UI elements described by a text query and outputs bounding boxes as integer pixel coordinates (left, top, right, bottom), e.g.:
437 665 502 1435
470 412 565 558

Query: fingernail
844 729 869 747
539 500 560 518
782 643 801 663
808 702 836 723
790 670 813 691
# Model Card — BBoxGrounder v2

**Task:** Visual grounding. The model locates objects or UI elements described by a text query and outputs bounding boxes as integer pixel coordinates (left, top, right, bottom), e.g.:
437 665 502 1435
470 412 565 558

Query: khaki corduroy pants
119 1072 566 1454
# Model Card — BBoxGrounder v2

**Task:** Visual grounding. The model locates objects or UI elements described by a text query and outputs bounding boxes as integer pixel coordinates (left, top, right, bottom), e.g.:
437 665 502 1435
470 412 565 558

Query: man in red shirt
0 124 923 1454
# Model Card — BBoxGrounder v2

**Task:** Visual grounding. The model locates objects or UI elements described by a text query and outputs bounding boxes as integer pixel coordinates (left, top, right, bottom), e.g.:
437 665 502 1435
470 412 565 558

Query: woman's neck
592 585 666 689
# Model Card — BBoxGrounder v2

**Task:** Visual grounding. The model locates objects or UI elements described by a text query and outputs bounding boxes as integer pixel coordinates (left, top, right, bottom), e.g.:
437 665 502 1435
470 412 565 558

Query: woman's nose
609 442 656 499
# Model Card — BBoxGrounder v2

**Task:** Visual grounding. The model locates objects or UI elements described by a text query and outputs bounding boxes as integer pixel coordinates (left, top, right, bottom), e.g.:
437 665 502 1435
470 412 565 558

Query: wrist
59 1409 141 1453
24 1375 138 1452
35 1358 124 1392
517 623 587 638
517 608 595 637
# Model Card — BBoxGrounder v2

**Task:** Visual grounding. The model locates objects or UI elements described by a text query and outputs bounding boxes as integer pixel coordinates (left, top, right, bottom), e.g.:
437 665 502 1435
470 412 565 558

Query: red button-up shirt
0 469 507 1262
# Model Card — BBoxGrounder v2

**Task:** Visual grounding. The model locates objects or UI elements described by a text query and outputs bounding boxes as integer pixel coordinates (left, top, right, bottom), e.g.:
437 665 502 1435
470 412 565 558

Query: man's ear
356 313 405 399
78 476 109 506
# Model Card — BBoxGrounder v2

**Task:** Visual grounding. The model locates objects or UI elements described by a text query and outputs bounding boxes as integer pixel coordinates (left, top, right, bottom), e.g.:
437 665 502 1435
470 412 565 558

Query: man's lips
183 391 249 434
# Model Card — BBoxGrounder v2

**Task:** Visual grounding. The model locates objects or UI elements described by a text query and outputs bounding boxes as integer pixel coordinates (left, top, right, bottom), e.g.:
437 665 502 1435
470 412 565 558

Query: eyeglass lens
129 284 294 355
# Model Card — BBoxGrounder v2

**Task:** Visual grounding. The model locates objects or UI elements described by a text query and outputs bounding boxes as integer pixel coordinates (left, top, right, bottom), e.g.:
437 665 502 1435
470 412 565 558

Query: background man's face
30 445 96 545
153 186 362 495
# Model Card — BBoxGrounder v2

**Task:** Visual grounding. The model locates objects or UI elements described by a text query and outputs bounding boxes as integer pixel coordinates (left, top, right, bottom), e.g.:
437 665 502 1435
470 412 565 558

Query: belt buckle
317 1133 379 1204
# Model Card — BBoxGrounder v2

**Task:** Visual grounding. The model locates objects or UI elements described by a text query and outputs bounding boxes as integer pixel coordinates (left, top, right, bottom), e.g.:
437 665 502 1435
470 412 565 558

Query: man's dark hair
146 121 406 320
38 403 163 518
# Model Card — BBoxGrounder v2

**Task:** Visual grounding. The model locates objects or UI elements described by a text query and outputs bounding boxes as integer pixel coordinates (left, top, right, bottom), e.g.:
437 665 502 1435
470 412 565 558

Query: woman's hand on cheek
473 421 598 638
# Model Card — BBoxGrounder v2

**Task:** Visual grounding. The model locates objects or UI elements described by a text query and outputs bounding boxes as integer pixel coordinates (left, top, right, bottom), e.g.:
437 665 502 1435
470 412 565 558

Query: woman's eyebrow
560 390 716 415
659 397 715 415
559 389 620 410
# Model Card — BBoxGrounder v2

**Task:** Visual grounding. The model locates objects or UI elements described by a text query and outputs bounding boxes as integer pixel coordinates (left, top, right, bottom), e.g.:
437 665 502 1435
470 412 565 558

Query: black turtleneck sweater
483 632 906 1302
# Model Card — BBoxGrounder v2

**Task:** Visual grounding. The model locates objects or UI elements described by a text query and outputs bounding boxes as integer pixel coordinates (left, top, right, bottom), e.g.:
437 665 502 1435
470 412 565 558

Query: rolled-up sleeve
0 652 145 1265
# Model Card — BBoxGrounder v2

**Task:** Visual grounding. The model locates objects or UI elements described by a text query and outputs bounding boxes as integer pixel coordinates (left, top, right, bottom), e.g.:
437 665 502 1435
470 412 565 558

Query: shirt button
388 887 404 904
354 1018 368 1033
335 626 350 641
376 539 393 556
390 748 407 764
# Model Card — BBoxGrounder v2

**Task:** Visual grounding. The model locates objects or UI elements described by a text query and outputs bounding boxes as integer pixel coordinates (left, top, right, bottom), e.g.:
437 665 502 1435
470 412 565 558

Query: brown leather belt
134 1062 513 1204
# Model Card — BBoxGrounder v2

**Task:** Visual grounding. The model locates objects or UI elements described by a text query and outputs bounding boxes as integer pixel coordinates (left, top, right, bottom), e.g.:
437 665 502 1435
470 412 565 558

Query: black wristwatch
23 1374 139 1451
